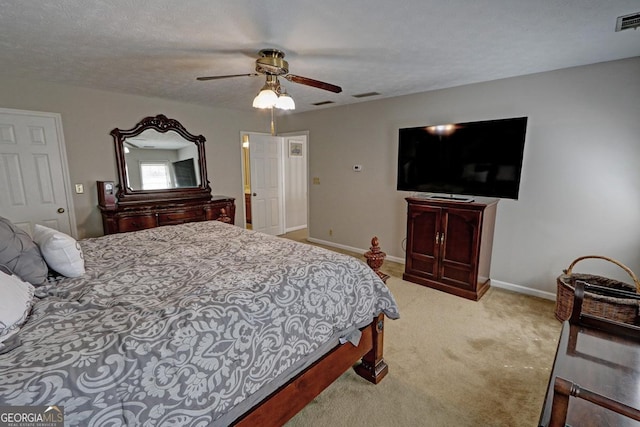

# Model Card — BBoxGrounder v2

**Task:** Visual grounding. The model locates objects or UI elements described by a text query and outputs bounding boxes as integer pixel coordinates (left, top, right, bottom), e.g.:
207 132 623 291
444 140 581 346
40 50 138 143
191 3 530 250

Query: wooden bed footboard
235 314 387 426
233 237 390 426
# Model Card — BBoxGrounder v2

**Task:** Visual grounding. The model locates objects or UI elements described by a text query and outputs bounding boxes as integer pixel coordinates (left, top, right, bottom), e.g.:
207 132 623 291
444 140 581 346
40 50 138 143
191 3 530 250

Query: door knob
57 208 65 214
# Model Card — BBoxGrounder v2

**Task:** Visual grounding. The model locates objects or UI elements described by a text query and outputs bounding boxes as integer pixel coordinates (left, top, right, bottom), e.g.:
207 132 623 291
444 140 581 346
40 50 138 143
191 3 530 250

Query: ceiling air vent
352 92 380 98
312 101 335 106
616 12 640 32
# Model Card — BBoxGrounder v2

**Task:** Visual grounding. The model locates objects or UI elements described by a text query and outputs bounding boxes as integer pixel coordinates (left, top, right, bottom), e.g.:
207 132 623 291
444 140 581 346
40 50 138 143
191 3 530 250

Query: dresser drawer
100 197 235 235
118 215 157 232
157 209 206 225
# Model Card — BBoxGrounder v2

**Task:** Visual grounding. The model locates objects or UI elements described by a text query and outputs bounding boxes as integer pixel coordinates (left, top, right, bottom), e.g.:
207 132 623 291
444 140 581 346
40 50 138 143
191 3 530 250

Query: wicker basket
555 255 640 324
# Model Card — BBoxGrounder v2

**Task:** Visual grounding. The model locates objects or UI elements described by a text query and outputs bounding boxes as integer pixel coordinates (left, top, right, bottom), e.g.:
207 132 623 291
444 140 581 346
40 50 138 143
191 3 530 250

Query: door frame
0 107 78 237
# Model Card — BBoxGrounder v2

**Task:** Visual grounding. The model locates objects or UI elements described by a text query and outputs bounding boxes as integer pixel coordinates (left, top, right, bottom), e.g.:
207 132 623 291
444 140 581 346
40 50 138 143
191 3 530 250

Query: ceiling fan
196 49 342 110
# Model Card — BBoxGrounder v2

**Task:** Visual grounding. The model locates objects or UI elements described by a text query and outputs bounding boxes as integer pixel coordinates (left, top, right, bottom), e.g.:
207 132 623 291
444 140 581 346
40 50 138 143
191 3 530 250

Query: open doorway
240 131 308 235
241 134 252 229
281 132 308 233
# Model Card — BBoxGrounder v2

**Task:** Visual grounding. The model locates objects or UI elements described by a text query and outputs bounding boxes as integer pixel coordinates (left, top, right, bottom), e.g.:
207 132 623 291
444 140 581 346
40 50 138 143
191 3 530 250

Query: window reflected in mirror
140 162 172 190
123 129 201 191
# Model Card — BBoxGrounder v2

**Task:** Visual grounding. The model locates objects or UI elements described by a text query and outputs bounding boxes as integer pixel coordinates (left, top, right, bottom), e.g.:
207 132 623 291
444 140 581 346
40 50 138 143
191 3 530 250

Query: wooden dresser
99 194 235 234
98 114 236 235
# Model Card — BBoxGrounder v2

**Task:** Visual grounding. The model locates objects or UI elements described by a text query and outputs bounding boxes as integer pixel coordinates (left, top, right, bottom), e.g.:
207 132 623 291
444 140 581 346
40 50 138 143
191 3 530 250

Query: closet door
0 109 76 236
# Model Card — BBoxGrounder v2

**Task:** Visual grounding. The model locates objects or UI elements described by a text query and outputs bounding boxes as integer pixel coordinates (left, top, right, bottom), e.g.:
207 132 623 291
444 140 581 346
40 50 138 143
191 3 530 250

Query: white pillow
32 224 85 278
0 271 35 344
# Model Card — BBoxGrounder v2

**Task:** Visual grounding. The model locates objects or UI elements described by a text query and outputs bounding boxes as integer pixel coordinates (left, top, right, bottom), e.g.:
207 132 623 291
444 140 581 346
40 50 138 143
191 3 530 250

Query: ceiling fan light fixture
275 90 295 110
197 48 340 111
253 76 296 110
253 85 279 109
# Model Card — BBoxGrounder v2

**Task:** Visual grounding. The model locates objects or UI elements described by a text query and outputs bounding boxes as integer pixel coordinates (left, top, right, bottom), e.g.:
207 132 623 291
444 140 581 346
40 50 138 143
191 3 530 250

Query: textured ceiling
0 0 638 113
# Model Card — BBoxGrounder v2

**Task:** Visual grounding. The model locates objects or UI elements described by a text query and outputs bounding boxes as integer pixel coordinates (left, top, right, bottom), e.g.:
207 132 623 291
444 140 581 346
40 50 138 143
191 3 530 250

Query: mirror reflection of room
123 129 201 190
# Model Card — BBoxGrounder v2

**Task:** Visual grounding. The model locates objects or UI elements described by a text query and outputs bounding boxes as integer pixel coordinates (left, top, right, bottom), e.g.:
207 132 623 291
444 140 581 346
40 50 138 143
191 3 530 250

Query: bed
0 218 399 426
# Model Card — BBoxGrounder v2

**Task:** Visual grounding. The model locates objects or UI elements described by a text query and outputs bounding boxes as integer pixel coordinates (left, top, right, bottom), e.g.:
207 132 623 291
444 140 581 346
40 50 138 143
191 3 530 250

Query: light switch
75 184 84 194
313 177 320 185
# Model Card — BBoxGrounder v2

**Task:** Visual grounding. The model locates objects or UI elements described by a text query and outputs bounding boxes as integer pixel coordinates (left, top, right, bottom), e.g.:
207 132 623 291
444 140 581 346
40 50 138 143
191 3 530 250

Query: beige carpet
282 231 562 427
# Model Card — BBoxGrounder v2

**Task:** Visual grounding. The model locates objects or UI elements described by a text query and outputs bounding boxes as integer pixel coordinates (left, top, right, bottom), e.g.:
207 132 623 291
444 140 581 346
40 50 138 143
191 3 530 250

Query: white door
0 108 76 236
247 133 284 236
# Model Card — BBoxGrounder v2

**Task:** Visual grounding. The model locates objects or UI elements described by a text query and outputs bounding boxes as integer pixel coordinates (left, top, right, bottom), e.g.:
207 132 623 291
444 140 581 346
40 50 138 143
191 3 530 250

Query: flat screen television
397 116 528 200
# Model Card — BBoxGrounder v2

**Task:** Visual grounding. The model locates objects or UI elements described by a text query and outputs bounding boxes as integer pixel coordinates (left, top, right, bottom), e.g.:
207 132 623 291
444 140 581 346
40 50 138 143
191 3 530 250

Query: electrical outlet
75 183 84 194
313 177 320 185
329 229 333 236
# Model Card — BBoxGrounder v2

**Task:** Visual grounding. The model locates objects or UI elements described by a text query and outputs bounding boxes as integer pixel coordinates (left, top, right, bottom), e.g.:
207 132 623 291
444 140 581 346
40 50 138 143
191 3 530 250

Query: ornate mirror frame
111 114 211 205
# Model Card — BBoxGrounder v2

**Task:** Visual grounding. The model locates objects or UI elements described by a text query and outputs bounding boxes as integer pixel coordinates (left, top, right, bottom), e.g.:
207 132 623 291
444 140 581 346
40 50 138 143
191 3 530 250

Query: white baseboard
382 254 405 264
306 237 405 264
285 225 307 233
306 238 556 301
491 280 556 301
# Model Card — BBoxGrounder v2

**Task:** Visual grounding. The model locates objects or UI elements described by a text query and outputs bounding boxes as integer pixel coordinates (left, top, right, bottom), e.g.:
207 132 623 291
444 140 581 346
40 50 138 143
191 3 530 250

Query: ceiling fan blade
196 73 259 81
284 74 342 93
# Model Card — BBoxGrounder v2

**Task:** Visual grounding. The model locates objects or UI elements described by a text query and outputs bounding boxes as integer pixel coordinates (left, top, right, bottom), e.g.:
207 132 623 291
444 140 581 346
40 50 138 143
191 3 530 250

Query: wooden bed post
354 313 388 384
356 236 390 383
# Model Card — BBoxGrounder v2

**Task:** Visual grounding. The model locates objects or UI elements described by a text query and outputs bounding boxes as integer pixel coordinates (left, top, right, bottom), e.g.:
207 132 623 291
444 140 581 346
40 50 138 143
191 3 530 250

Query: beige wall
2 58 638 297
280 57 640 297
0 77 268 238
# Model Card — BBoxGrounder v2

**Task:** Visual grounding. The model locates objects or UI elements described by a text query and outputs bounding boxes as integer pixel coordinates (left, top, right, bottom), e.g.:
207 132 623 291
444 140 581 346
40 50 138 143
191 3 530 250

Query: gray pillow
0 217 48 286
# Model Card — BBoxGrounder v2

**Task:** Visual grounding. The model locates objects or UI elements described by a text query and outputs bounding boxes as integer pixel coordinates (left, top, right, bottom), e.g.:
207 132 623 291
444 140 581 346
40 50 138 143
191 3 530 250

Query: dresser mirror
111 114 211 205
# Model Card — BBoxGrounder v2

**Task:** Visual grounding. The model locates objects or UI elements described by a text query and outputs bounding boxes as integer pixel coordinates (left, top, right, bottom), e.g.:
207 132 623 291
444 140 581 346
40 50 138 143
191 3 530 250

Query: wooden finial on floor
365 236 390 284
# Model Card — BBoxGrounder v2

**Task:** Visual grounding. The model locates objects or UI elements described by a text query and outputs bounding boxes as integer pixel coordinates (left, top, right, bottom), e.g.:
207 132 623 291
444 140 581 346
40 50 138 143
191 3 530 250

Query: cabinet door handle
440 233 445 244
435 232 440 244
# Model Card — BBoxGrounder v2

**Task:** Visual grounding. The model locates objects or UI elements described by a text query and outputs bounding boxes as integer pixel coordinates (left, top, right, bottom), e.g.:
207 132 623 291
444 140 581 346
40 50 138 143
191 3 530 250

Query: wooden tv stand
403 197 497 301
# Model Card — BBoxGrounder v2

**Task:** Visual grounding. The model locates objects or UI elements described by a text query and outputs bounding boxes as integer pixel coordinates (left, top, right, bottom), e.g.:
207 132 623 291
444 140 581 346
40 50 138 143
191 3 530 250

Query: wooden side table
538 281 640 426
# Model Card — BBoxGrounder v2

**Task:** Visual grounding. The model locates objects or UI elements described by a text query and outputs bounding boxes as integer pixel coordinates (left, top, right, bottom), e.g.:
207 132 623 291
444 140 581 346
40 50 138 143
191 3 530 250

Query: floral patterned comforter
0 221 399 426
